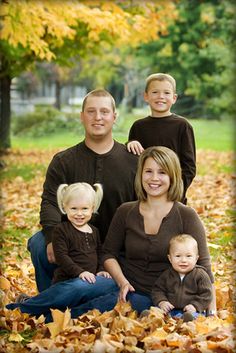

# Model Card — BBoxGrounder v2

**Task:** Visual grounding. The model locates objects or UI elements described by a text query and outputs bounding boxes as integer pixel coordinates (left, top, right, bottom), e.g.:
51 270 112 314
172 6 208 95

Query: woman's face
142 157 170 199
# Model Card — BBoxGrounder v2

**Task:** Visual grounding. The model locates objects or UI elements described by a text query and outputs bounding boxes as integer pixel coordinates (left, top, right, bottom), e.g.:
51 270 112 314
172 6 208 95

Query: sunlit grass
11 110 234 151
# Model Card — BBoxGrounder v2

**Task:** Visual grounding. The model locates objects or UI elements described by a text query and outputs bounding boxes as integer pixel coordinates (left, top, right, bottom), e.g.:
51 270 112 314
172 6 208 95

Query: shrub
12 107 83 137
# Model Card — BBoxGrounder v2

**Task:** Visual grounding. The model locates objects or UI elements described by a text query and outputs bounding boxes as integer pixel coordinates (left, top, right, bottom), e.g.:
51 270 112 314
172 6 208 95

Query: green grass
0 163 46 181
11 109 234 151
12 131 81 150
190 119 234 151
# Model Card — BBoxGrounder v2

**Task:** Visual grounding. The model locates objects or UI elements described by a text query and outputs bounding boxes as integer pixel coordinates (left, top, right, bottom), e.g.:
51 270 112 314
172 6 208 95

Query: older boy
127 73 196 203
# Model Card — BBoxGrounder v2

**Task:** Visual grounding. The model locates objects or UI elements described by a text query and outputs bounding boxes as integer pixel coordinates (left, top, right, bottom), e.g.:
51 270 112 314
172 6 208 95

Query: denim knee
127 292 153 314
28 231 56 292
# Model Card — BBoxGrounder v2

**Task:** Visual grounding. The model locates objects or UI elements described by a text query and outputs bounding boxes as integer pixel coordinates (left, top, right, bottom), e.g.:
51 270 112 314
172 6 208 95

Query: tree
0 0 177 149
133 0 235 119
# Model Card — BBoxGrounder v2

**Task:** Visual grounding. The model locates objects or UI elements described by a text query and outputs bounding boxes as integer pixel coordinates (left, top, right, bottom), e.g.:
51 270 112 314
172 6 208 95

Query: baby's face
168 240 199 275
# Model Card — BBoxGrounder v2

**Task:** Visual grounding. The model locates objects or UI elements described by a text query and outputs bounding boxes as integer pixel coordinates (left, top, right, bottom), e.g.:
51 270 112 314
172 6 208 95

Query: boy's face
80 96 116 139
144 80 177 117
168 240 199 275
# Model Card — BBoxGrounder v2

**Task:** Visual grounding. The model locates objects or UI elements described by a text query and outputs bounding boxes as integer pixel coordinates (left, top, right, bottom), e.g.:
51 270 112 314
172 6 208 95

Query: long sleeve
52 226 85 280
40 142 137 245
179 122 196 193
151 271 170 306
190 270 213 312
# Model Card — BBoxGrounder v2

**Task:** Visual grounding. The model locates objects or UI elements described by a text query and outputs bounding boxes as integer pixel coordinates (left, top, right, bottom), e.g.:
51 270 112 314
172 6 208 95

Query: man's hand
46 242 56 263
127 141 144 155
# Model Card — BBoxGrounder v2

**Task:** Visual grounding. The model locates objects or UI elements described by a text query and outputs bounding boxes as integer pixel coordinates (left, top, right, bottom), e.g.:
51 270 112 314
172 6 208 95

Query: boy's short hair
82 89 116 112
169 234 199 254
145 73 176 93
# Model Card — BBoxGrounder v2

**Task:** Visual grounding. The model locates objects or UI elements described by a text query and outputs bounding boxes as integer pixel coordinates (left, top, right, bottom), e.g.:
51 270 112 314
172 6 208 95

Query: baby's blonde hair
145 73 176 93
57 182 103 215
169 234 199 255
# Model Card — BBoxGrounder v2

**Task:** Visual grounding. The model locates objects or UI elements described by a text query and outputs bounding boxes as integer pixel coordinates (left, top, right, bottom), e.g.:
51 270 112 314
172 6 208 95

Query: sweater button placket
95 158 103 182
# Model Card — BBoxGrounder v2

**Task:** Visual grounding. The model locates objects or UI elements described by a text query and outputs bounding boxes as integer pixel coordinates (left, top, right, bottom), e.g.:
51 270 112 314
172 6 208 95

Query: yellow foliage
46 308 72 338
0 0 178 60
0 276 11 290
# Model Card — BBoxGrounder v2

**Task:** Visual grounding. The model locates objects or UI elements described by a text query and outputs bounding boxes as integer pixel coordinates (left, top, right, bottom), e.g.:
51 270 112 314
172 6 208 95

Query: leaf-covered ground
0 149 235 352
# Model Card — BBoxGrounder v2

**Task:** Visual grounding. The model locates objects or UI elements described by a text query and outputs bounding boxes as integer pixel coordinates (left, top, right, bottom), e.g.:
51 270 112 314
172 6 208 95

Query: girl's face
64 192 94 229
168 241 199 275
142 157 170 199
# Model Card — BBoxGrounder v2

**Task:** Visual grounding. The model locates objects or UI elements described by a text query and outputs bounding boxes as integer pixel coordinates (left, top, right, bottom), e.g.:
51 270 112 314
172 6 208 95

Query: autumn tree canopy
0 0 177 149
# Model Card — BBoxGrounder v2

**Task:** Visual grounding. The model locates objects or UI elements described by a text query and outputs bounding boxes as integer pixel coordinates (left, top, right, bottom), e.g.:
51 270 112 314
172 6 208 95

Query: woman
77 145 216 316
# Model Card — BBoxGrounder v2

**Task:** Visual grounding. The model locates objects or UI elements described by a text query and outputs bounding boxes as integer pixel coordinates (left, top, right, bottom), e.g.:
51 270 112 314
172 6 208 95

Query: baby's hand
184 304 196 313
96 271 112 278
127 141 144 155
79 271 96 283
159 301 174 314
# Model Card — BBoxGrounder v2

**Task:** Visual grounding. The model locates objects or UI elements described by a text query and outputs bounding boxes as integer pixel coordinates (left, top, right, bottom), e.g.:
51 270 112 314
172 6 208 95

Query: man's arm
40 153 67 244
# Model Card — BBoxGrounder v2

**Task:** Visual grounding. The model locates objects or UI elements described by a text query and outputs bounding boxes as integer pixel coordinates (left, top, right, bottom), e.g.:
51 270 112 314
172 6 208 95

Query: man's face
80 96 116 139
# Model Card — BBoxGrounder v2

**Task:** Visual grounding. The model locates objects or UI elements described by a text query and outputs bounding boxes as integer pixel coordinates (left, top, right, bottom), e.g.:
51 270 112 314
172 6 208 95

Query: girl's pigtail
57 184 68 214
93 183 103 213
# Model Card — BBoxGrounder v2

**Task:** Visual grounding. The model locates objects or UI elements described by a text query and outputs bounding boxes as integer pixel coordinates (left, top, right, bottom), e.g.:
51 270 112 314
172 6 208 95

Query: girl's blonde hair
57 182 103 215
135 146 183 202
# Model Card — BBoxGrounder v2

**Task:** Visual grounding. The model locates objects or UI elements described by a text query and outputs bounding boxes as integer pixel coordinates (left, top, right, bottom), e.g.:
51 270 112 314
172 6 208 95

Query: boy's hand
79 271 96 283
159 300 174 314
184 304 196 313
96 271 112 278
127 141 144 155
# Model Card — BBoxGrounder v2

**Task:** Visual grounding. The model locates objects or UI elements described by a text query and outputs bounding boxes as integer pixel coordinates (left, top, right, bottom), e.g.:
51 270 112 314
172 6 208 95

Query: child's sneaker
139 309 150 318
182 312 194 322
15 293 31 303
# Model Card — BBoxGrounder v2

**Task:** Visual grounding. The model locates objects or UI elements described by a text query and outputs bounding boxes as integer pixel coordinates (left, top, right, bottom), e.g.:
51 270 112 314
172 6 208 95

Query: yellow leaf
8 332 24 342
46 308 71 338
0 276 11 290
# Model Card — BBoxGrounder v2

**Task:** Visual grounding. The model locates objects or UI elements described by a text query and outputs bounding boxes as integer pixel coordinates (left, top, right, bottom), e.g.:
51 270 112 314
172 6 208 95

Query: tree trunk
54 79 61 110
0 75 11 150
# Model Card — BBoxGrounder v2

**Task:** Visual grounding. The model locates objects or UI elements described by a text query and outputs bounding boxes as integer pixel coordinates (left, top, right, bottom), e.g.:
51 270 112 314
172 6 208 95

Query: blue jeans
170 309 201 319
27 231 57 292
6 276 118 320
70 290 153 319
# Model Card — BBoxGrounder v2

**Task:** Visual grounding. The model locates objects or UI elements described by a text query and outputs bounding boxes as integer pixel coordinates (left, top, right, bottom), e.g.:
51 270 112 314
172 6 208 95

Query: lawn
11 110 234 151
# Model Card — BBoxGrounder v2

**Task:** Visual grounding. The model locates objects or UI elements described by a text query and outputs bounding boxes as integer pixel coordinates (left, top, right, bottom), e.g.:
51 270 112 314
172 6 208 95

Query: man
28 89 138 292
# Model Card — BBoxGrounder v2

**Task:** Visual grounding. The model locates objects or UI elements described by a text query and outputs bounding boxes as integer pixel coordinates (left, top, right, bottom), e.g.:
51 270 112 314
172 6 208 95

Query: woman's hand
79 271 96 283
46 242 56 263
159 300 174 314
119 282 135 302
96 271 112 278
